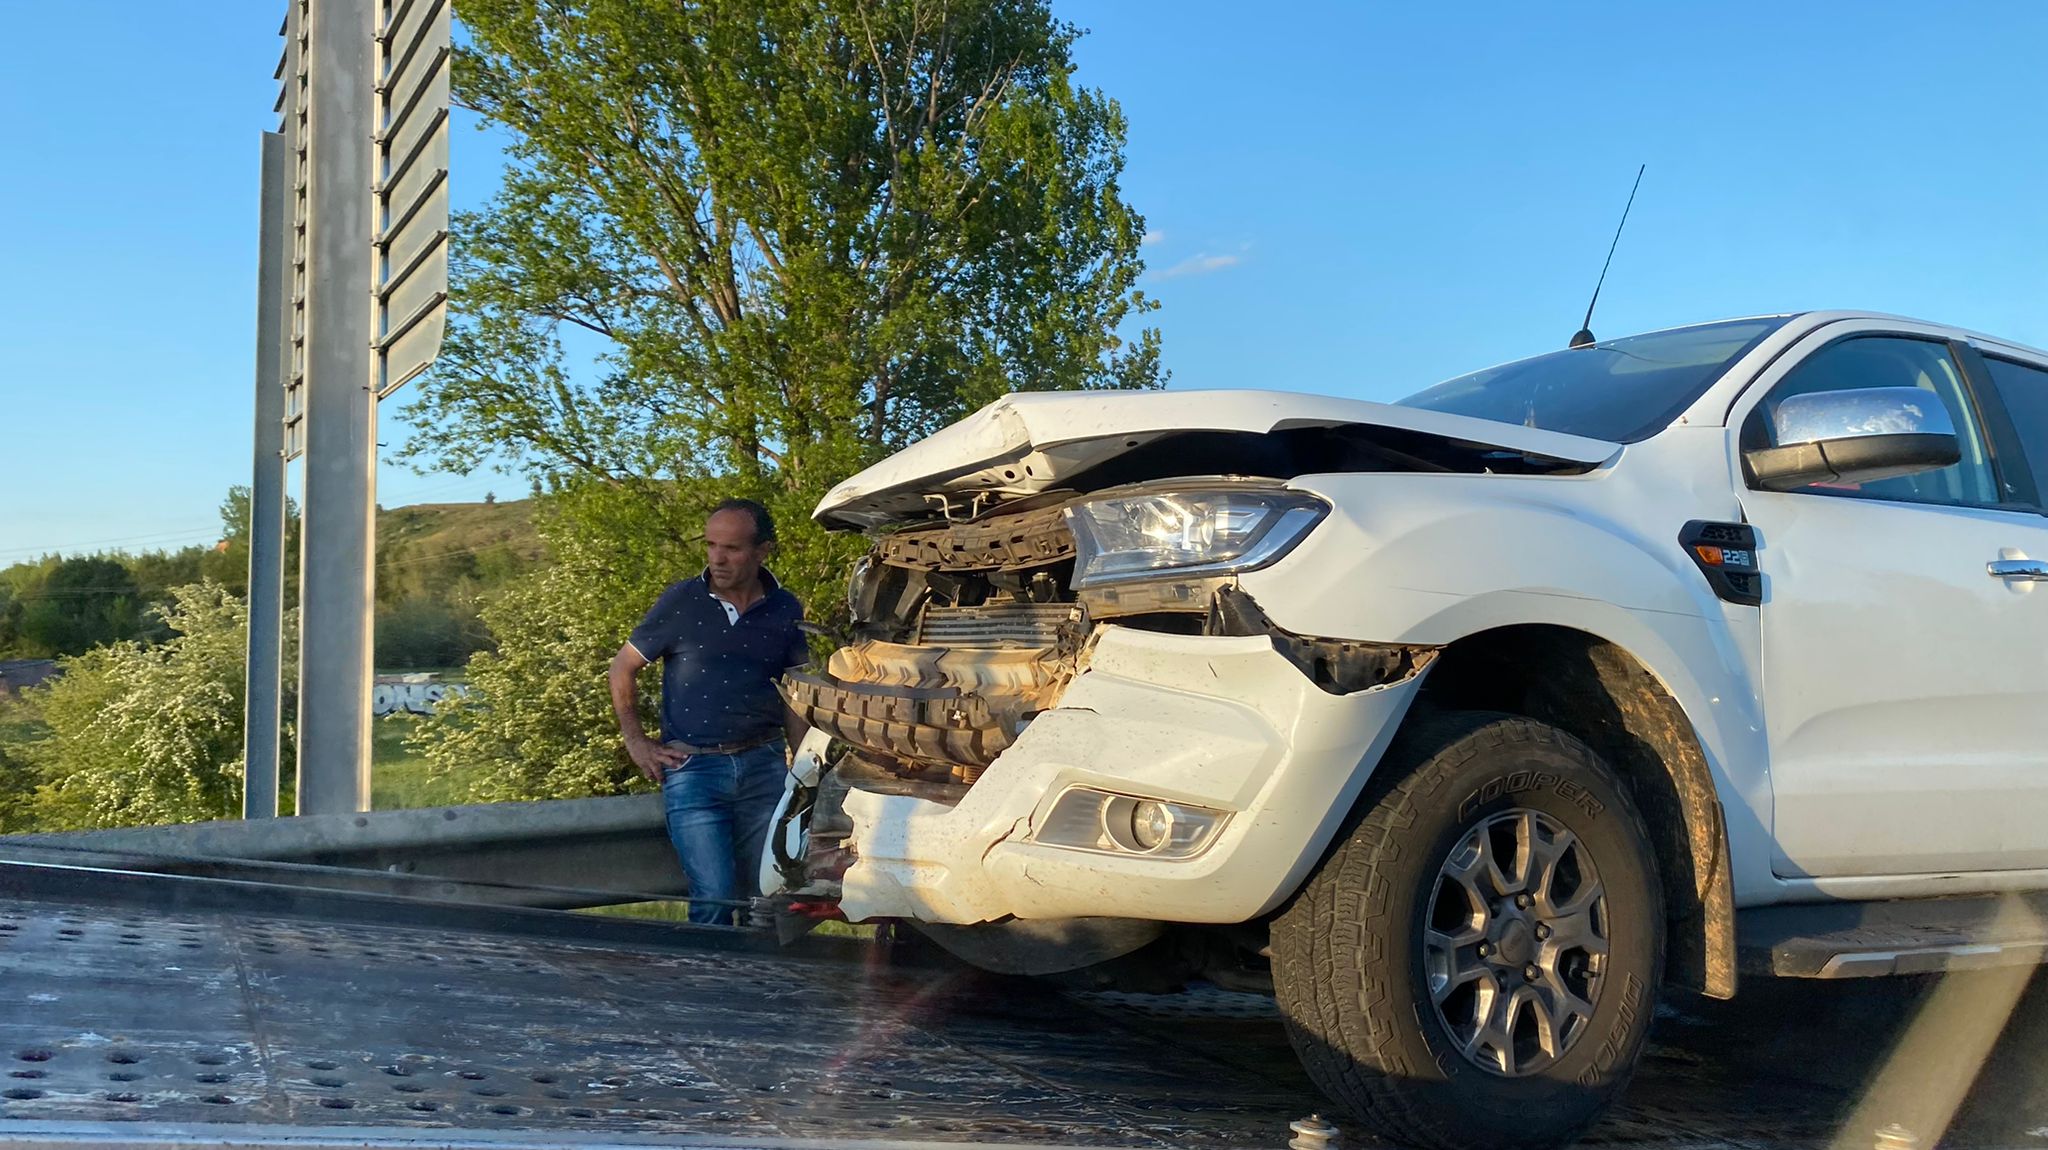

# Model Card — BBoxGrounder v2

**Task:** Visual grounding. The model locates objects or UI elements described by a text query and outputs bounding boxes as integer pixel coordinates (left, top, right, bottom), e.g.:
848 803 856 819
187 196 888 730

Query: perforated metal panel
2 891 2045 1148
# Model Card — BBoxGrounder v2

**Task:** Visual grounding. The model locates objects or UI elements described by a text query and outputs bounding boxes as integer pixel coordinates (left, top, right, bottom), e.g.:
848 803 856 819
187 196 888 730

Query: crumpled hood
814 389 1620 529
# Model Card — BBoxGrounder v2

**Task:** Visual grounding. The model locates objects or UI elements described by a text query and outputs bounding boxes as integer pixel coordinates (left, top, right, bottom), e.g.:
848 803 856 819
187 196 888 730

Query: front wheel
1272 711 1665 1150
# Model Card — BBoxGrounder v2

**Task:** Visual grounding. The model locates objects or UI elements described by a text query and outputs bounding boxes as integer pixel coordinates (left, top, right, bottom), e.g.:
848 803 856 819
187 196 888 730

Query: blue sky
4 1 2045 561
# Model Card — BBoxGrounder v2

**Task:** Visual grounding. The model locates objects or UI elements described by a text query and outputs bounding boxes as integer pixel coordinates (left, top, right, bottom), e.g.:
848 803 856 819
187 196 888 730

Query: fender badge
1680 520 1761 606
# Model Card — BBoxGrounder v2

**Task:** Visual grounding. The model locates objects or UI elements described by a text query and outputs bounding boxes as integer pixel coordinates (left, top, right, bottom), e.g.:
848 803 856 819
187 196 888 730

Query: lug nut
1534 923 1552 941
1476 942 1491 957
1514 894 1533 909
1523 964 1539 982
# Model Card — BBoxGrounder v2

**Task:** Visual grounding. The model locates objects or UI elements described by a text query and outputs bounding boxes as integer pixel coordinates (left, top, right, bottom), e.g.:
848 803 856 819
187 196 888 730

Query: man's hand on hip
625 732 688 783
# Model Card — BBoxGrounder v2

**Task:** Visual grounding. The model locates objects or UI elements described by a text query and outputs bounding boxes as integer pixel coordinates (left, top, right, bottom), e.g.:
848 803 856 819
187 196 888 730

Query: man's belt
662 733 782 756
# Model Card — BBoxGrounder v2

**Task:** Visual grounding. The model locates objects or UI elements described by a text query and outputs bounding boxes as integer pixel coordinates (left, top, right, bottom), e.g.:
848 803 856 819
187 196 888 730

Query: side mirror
1745 387 1961 493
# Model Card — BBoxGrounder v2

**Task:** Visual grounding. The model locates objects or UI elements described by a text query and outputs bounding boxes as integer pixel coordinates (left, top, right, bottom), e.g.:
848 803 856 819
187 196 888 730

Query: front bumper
835 624 1427 925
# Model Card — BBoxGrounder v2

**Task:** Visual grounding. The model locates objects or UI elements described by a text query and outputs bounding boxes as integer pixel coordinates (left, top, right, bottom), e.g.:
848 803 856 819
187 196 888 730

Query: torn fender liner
911 917 1167 976
1209 584 1438 694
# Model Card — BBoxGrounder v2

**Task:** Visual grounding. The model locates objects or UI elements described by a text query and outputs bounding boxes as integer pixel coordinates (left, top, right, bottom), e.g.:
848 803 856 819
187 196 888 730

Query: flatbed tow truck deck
0 861 2043 1150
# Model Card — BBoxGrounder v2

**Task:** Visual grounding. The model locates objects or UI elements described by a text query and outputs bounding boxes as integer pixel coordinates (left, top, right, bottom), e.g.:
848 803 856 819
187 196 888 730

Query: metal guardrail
5 795 683 909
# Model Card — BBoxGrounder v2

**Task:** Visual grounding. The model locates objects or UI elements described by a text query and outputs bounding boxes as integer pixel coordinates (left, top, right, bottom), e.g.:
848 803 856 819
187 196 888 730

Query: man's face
704 509 771 593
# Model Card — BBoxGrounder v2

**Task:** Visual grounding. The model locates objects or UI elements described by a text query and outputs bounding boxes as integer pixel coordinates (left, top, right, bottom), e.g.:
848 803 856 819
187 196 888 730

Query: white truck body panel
792 309 2048 929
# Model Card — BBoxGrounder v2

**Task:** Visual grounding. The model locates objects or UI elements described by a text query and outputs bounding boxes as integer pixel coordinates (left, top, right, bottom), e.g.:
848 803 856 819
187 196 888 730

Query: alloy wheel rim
1423 806 1610 1077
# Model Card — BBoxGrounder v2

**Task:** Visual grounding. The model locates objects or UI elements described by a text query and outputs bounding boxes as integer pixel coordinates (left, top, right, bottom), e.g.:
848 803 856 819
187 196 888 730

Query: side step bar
1737 889 2048 978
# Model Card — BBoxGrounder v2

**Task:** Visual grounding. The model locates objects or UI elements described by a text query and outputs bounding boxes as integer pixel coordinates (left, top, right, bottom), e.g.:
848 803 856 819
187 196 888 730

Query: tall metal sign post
245 0 449 817
243 123 290 819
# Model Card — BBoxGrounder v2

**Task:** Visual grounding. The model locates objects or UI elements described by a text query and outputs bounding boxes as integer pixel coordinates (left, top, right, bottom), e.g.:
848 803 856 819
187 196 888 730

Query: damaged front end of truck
763 389 1615 973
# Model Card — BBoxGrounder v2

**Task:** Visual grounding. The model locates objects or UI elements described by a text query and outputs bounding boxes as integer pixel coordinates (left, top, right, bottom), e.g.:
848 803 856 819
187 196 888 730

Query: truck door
1735 331 2048 877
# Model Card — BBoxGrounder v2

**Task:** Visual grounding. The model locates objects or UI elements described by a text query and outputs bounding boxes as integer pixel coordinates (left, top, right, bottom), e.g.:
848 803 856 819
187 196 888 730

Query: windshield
1397 317 1793 442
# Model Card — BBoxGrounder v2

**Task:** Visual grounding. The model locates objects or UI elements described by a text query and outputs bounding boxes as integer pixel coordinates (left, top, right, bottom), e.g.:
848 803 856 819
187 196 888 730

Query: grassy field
368 712 477 809
371 668 477 809
368 668 491 810
375 498 545 604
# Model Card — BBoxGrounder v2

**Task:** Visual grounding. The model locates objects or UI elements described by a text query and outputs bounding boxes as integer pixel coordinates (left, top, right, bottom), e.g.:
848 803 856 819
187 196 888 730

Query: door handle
1987 558 2048 581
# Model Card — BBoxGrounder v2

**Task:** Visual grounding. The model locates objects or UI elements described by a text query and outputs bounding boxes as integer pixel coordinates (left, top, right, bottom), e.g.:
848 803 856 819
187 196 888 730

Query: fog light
1031 788 1227 859
1130 801 1170 851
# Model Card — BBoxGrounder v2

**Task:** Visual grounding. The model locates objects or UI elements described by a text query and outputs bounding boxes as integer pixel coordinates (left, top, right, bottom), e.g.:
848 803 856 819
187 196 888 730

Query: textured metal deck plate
1 896 2045 1147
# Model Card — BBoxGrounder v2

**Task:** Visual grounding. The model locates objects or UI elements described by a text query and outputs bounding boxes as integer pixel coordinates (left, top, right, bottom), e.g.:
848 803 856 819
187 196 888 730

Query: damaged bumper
821 622 1429 925
775 480 1437 927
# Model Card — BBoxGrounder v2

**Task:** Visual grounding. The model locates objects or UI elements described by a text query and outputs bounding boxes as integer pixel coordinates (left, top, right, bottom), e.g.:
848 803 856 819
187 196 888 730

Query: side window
1983 356 2048 505
1744 336 1999 507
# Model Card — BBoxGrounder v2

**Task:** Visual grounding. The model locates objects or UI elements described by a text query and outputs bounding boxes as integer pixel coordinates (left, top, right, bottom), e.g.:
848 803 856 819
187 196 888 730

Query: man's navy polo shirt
627 569 807 747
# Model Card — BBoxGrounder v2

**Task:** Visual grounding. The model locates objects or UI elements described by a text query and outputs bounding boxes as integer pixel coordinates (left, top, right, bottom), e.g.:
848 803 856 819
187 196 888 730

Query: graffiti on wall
372 676 474 717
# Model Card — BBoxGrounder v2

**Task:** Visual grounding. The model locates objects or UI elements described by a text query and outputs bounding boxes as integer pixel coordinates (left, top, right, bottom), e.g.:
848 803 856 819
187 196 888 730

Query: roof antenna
1570 164 1646 349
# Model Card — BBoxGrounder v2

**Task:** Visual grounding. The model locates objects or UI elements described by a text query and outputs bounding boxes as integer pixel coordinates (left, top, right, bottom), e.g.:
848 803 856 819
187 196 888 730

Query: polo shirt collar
694 567 783 599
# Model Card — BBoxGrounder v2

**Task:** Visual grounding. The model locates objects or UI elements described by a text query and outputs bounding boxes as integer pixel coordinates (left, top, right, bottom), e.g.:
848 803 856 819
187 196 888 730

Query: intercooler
916 602 1078 648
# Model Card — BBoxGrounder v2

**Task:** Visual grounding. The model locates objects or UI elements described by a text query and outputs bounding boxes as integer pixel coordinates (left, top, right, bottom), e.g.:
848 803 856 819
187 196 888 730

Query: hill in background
377 498 545 604
0 494 548 670
375 497 546 669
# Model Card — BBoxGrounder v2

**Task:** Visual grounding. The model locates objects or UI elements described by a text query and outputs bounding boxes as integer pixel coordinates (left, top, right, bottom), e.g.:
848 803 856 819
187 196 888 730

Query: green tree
0 557 57 656
410 483 712 800
126 547 208 606
0 698 42 834
200 486 303 600
5 556 144 658
404 0 1158 546
403 0 1160 796
376 595 489 670
22 583 298 831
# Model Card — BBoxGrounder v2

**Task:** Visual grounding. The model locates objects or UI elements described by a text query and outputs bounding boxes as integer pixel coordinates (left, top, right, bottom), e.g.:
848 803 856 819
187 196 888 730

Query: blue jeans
660 741 787 925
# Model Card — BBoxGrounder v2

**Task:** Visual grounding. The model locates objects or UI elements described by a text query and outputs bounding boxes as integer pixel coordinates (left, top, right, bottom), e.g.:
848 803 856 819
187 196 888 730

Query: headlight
1064 487 1328 589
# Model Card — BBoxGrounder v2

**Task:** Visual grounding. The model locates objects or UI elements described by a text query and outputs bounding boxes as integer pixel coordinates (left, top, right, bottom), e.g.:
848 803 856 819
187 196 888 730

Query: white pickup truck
765 311 2048 1150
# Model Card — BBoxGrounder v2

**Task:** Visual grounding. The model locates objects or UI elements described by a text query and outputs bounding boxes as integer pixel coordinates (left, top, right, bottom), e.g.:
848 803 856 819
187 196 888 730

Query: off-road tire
1272 710 1665 1150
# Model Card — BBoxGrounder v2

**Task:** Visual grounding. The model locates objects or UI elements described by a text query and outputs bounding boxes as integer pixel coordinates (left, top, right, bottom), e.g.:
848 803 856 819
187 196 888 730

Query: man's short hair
710 498 776 544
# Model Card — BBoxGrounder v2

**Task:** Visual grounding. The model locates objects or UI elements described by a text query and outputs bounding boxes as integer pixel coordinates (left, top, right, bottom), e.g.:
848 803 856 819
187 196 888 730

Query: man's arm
610 643 686 783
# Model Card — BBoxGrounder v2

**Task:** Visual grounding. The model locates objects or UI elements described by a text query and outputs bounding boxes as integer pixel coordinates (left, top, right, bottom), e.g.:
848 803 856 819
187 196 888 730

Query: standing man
609 498 810 926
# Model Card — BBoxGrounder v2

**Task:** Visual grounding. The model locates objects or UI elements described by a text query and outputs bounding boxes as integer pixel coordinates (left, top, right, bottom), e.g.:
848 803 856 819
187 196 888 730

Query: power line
0 524 226 561
5 539 548 600
3 486 518 563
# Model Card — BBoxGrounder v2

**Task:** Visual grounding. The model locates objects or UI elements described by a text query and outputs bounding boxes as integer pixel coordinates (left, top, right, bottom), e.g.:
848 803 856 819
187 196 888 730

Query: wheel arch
1415 623 1738 999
